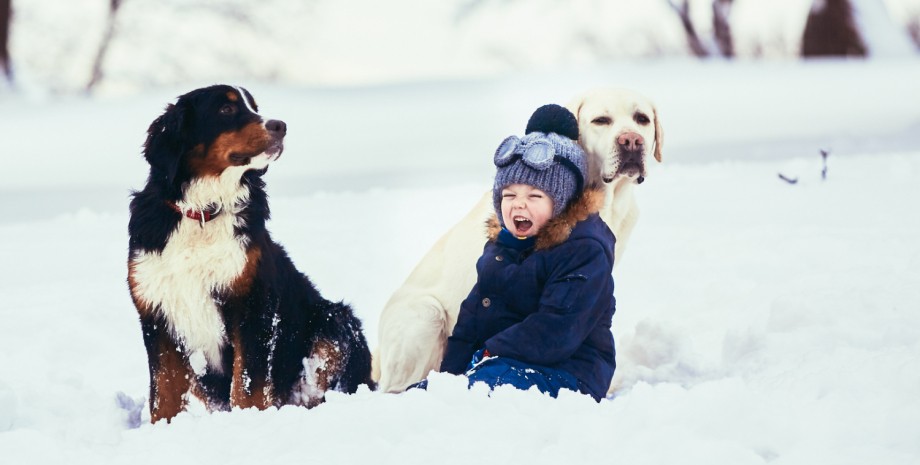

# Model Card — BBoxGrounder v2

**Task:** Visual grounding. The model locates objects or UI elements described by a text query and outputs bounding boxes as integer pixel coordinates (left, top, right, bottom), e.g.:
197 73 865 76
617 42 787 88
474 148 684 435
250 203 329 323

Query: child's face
500 184 554 238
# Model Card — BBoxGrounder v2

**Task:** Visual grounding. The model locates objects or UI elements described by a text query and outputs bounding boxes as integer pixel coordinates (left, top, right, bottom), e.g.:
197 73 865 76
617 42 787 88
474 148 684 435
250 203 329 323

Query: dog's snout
266 119 287 136
617 132 644 152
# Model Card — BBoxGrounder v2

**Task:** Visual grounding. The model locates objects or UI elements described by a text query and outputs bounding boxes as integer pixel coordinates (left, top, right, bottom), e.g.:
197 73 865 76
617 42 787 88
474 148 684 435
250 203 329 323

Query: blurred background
1 0 919 96
1 0 918 203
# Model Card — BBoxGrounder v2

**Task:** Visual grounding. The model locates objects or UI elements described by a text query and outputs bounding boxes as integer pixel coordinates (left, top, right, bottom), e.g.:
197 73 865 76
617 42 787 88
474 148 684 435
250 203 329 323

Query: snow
2 59 920 463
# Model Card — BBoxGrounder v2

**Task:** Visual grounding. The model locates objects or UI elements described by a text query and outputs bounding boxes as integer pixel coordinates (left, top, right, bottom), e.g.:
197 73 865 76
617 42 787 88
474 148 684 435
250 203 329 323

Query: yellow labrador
374 88 663 394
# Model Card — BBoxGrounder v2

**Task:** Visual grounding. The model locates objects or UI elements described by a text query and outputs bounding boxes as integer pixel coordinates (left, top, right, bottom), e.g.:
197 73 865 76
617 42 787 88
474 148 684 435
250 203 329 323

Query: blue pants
465 354 583 398
411 350 583 398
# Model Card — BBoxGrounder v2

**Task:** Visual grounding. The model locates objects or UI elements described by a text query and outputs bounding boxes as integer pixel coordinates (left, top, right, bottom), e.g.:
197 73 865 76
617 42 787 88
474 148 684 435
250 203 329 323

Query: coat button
495 255 503 262
482 297 491 308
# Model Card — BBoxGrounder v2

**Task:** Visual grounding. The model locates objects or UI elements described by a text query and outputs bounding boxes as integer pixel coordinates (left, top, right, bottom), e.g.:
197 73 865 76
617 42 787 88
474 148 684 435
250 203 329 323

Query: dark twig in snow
778 173 799 184
820 149 829 180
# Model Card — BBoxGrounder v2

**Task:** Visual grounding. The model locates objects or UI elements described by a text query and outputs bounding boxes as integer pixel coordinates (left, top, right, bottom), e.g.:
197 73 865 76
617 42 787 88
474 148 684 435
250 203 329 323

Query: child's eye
502 193 514 199
529 194 543 199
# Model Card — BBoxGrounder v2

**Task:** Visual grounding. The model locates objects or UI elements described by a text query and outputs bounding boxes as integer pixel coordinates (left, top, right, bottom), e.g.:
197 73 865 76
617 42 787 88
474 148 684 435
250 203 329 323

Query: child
439 104 616 401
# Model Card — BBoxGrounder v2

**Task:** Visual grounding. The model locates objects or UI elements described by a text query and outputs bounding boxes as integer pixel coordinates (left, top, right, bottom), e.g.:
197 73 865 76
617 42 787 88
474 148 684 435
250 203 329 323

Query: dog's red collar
166 201 221 224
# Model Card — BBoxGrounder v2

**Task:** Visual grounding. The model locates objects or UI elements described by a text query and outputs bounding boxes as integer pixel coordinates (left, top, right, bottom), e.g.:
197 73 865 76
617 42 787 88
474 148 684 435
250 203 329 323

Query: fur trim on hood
486 187 606 251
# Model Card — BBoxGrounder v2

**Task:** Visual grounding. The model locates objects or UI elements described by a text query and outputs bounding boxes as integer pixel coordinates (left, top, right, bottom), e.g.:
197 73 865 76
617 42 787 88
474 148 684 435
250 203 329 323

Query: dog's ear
143 102 187 185
565 95 586 139
652 106 664 163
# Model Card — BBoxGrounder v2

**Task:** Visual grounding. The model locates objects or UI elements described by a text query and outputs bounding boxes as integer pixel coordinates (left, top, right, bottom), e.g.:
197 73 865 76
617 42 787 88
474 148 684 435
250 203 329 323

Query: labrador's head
568 88 663 186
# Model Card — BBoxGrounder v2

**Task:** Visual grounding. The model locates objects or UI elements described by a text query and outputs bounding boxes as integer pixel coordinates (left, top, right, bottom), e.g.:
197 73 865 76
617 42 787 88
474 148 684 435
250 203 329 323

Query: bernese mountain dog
127 85 373 423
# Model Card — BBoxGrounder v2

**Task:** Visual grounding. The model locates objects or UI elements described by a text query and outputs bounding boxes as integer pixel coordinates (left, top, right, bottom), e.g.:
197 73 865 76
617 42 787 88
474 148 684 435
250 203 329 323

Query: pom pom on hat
525 104 579 141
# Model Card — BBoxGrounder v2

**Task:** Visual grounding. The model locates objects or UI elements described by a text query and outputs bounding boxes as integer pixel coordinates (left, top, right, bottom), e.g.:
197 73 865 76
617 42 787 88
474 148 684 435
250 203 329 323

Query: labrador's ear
567 91 607 189
652 105 664 163
565 94 587 141
143 101 187 186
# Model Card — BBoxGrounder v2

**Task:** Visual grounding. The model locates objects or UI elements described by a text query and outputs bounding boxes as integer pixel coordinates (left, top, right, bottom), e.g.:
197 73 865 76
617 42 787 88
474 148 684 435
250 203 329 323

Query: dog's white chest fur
131 172 252 372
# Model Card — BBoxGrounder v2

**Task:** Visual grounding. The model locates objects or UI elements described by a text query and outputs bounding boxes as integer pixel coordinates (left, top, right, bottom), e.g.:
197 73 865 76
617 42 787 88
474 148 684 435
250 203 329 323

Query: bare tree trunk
802 0 867 57
712 0 734 57
909 17 920 50
0 0 12 83
668 0 709 57
87 0 123 92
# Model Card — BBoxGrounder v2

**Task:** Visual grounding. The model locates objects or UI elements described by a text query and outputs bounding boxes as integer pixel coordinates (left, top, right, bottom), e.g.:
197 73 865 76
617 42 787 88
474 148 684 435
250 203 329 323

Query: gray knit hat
493 104 588 221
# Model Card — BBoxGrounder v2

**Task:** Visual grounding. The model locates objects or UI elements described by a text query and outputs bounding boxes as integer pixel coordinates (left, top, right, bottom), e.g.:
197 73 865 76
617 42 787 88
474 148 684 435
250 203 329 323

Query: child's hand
466 348 494 371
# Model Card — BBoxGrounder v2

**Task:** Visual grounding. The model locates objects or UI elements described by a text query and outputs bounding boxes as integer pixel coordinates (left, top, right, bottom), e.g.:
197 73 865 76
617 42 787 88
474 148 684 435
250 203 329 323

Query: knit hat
492 104 588 221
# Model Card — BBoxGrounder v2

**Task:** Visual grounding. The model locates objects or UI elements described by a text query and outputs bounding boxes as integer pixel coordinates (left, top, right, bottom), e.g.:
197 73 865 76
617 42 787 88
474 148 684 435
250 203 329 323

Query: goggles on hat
493 133 586 195
494 135 556 170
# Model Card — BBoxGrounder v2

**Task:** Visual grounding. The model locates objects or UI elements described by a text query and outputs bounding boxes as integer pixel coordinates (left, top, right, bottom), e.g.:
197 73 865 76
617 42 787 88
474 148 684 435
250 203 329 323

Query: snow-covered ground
1 61 919 464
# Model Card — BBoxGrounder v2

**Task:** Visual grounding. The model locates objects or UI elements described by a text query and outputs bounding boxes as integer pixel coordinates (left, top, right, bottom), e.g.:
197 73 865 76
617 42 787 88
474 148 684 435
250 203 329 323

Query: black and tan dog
127 85 373 423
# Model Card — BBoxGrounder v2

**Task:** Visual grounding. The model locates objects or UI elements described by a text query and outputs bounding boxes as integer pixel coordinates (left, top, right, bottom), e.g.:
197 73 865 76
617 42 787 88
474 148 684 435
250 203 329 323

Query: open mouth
265 141 284 158
619 161 643 175
617 150 644 178
228 144 283 166
228 152 257 165
513 216 533 234
604 162 644 183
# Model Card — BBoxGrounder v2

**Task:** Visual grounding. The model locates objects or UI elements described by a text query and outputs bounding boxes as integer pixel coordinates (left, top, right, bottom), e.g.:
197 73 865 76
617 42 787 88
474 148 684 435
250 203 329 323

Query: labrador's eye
591 116 612 125
219 104 237 116
635 112 650 124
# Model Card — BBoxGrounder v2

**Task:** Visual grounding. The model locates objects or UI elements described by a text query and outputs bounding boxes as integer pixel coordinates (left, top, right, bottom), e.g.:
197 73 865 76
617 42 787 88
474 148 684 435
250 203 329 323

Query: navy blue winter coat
440 188 616 400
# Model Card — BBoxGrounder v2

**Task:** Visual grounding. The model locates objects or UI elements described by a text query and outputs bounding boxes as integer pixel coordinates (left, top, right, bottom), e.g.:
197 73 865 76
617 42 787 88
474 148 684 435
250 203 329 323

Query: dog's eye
591 116 612 125
219 104 237 116
634 113 650 124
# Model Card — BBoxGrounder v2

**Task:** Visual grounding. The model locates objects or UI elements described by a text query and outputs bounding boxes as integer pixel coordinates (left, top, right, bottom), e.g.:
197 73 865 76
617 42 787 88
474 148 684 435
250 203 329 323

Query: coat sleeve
440 242 497 375
441 333 477 375
484 239 613 366
439 286 480 375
